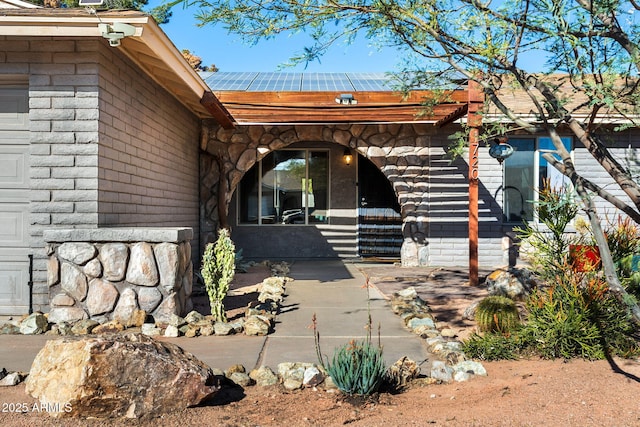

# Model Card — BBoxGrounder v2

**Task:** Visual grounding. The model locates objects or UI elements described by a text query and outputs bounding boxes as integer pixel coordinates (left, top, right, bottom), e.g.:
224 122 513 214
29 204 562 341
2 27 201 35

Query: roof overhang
213 89 471 124
0 9 234 128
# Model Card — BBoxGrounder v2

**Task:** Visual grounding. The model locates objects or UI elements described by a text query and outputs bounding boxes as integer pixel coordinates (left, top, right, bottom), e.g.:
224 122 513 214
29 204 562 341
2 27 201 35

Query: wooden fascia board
214 89 468 106
201 91 235 129
436 104 468 127
223 104 464 124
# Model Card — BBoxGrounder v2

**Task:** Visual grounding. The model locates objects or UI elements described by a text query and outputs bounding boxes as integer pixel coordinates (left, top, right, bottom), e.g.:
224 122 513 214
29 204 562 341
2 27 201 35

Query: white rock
0 372 22 386
164 325 179 337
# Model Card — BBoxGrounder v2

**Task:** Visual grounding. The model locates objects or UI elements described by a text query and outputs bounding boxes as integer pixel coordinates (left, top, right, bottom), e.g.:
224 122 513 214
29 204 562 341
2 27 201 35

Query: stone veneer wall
200 122 507 267
44 228 193 325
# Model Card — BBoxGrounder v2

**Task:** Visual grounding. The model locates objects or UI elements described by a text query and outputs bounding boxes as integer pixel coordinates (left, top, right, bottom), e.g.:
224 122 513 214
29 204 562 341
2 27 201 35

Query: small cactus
201 228 235 322
475 295 520 333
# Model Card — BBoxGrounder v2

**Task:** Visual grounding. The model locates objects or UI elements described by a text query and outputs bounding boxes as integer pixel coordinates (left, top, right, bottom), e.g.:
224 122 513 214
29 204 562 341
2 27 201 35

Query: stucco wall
0 37 200 312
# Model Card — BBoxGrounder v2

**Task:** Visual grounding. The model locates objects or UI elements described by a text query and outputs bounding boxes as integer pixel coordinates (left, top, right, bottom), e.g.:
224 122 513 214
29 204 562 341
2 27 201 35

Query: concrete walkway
0 260 430 373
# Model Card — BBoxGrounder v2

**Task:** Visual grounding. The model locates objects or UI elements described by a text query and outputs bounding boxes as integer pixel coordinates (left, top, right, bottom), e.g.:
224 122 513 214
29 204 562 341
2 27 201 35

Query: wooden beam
201 92 236 129
219 103 464 124
467 80 484 287
214 89 468 106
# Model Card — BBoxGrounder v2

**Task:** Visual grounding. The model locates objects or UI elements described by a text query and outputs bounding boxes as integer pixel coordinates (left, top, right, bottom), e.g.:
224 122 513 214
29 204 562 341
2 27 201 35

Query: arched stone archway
199 121 456 266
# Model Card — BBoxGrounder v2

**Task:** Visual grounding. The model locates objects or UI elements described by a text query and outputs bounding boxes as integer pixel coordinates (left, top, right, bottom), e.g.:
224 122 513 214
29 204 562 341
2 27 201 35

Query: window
238 150 329 225
503 137 572 222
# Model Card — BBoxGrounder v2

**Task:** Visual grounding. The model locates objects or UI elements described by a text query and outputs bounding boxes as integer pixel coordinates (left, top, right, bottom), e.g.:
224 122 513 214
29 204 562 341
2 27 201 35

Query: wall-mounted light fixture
489 137 514 164
335 94 358 105
98 22 136 47
343 148 353 166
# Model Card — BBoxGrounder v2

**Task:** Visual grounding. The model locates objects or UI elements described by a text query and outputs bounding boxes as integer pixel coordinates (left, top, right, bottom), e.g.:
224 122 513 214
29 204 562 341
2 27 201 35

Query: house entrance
357 155 402 259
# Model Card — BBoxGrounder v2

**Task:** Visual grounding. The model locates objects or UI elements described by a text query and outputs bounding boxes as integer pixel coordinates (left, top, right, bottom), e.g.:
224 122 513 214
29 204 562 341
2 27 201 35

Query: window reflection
239 150 329 225
504 137 572 223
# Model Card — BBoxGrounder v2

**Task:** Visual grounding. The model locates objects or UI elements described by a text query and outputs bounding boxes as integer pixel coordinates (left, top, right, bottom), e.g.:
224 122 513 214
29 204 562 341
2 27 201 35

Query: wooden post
467 81 483 287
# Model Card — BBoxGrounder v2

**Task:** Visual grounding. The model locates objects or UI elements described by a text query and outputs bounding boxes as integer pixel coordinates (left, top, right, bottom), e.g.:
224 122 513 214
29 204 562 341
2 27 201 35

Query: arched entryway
199 123 439 265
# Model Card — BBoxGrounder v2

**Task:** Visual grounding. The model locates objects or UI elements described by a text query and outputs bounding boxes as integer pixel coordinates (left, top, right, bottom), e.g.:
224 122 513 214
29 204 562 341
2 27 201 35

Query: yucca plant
475 295 521 333
327 338 386 396
201 228 235 322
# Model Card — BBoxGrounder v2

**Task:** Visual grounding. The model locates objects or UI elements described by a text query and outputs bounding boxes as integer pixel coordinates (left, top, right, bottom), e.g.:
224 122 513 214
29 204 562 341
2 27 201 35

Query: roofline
0 10 234 128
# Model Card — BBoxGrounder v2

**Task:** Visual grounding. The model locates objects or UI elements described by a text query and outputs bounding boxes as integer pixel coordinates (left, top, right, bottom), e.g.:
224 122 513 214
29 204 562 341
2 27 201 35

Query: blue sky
148 1 544 73
147 2 417 73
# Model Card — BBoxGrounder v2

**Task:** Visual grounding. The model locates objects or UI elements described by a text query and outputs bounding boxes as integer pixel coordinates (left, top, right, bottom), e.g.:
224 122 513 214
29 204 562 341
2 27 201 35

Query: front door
0 86 30 315
357 155 402 258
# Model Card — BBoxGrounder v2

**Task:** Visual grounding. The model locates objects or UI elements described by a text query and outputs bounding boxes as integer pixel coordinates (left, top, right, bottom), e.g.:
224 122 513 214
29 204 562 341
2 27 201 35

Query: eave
0 9 234 128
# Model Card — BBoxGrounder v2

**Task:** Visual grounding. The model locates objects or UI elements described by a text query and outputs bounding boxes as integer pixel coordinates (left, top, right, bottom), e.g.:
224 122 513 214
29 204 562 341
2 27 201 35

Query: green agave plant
327 339 386 396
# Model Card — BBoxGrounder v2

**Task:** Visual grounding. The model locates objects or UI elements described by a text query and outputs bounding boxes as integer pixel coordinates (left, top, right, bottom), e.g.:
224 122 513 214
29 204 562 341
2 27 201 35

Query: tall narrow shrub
201 228 235 322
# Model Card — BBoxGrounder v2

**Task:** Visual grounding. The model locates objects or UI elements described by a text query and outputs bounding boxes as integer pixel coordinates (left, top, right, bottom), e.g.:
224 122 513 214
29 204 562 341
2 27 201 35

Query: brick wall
0 37 200 312
96 43 200 229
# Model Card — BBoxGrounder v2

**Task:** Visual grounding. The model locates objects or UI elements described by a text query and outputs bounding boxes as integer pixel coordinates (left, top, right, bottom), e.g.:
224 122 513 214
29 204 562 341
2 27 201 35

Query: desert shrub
605 216 640 265
201 228 235 322
465 275 639 360
509 184 640 360
515 183 578 280
618 254 640 300
327 339 386 396
521 273 639 359
462 331 522 361
475 295 521 333
604 216 640 301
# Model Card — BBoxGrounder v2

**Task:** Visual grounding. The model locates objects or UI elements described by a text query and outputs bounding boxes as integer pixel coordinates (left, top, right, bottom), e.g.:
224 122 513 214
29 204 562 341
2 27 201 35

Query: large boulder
26 333 219 419
485 268 537 300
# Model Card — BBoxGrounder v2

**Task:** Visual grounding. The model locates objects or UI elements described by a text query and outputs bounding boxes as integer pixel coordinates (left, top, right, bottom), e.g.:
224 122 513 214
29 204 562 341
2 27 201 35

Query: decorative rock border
390 287 486 383
0 261 292 340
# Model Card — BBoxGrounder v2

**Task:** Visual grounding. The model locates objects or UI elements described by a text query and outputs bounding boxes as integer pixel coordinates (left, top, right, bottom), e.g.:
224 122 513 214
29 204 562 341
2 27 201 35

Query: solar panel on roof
250 72 303 91
204 72 259 91
302 73 354 91
203 72 405 92
348 72 395 91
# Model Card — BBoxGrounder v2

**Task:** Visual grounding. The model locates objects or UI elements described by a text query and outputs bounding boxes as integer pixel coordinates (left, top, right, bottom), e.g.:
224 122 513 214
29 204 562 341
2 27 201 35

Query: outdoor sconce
98 22 136 47
335 94 358 105
489 137 514 164
343 148 353 166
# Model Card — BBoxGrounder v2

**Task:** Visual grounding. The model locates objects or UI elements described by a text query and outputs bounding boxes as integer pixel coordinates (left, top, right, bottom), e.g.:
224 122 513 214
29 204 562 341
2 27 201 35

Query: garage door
0 87 30 315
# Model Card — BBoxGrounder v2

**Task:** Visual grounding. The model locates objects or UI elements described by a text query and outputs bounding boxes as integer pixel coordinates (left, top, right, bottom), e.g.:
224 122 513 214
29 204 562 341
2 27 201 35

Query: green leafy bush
505 185 640 361
605 217 640 301
475 295 521 333
327 339 386 396
605 216 640 265
618 254 640 300
515 183 578 279
522 273 639 359
201 228 235 322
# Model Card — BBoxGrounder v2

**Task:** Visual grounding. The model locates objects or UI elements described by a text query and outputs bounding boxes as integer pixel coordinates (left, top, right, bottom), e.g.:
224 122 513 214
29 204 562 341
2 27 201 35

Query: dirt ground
2 264 640 426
